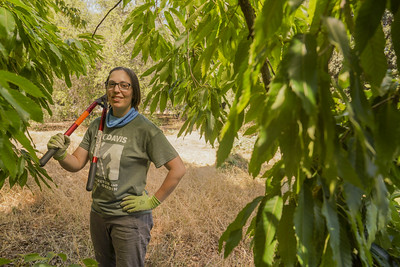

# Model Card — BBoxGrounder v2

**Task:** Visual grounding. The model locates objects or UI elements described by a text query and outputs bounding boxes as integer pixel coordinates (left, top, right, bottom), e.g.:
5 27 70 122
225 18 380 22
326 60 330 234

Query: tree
0 0 101 189
121 0 400 265
49 0 153 120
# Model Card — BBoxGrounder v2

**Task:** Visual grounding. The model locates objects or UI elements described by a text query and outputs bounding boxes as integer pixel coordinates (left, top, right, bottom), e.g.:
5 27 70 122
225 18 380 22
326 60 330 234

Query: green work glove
47 133 70 161
121 191 161 213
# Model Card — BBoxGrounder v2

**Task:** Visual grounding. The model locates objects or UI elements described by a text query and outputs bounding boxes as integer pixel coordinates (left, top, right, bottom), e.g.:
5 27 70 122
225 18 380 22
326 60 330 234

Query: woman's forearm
58 147 89 172
154 156 186 202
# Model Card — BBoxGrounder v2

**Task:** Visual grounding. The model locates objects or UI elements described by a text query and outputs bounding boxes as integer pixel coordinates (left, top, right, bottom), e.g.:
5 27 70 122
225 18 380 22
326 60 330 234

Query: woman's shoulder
131 114 162 134
86 116 102 130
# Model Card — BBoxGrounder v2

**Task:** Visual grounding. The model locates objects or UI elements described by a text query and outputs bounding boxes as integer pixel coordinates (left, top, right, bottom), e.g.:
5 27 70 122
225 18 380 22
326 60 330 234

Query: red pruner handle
39 95 106 168
86 161 97 191
86 104 107 191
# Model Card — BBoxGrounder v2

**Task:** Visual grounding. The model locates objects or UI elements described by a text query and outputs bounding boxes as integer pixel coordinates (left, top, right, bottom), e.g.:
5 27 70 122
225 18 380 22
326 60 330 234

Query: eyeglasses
106 81 131 91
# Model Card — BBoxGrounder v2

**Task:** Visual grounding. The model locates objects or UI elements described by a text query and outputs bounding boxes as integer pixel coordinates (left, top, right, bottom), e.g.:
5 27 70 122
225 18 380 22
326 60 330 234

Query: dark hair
105 67 141 111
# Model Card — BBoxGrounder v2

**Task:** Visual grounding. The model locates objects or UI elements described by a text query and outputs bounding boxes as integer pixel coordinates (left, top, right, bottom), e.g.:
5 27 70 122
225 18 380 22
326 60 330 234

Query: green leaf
159 61 170 83
280 119 302 179
234 37 251 74
374 103 400 171
164 11 179 35
365 199 378 247
186 2 208 29
349 75 374 133
23 253 47 262
287 34 317 115
141 64 158 77
150 91 160 114
169 8 185 26
294 180 316 266
324 17 352 66
174 33 187 48
33 263 52 267
122 0 132 8
254 195 283 266
0 7 16 36
219 196 263 257
0 258 12 265
243 125 258 136
336 149 364 188
159 90 168 112
192 14 215 45
216 109 244 167
288 0 305 13
82 258 98 267
392 9 400 75
277 202 297 266
359 25 387 92
60 61 72 87
0 70 44 98
58 253 67 262
254 0 286 41
18 169 27 187
309 0 329 34
0 85 43 122
200 42 218 78
14 131 39 162
390 0 400 14
322 197 352 267
354 0 386 54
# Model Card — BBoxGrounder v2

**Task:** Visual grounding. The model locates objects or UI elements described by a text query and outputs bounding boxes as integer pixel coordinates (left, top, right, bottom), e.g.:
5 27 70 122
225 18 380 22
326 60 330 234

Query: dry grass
0 121 265 266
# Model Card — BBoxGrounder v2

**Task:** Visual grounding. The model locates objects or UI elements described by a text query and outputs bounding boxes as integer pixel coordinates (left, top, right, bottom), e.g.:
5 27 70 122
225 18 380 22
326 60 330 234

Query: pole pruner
39 94 108 191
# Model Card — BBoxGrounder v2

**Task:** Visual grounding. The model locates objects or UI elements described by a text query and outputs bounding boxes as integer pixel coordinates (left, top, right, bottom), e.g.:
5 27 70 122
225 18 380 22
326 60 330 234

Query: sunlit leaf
122 0 132 8
164 11 178 35
23 253 46 262
254 195 283 266
288 34 317 115
324 17 351 65
254 0 286 41
0 7 16 37
219 196 263 257
82 258 98 267
309 0 329 34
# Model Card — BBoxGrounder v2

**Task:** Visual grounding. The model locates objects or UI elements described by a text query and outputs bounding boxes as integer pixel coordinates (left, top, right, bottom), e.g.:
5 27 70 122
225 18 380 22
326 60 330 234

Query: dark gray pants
90 211 153 267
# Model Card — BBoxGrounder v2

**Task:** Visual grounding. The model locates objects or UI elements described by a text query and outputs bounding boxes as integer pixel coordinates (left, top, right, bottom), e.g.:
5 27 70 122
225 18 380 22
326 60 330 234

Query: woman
46 67 186 266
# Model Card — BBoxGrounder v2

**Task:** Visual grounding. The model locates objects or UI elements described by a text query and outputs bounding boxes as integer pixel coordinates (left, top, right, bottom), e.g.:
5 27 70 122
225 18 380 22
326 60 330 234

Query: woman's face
106 70 133 118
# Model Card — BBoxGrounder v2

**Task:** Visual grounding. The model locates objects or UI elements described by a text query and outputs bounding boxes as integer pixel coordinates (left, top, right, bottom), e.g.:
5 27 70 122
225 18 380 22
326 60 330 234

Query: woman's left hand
121 191 161 213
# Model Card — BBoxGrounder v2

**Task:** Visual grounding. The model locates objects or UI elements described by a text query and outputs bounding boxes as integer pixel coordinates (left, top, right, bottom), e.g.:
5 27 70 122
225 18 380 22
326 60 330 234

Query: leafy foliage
0 252 98 267
0 0 101 189
122 0 400 265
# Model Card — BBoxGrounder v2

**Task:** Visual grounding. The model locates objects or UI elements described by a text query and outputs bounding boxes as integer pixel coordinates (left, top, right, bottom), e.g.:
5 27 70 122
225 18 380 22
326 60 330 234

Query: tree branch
238 0 271 91
238 0 255 38
92 0 123 38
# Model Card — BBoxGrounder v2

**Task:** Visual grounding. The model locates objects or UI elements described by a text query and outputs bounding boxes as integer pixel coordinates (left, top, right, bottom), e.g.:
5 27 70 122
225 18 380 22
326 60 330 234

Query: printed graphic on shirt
102 133 127 144
94 177 118 192
96 141 124 191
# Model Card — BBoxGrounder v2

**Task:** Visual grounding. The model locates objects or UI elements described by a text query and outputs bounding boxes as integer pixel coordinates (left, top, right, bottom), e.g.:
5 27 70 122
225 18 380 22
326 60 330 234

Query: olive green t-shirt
80 114 178 217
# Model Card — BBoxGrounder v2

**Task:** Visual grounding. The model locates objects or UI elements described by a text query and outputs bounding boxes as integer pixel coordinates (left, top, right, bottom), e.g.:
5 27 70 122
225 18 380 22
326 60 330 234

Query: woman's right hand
47 133 70 161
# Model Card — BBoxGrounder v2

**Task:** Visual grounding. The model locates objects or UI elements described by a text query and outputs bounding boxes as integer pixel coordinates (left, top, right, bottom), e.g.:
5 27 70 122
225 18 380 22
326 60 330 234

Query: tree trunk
238 0 271 91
